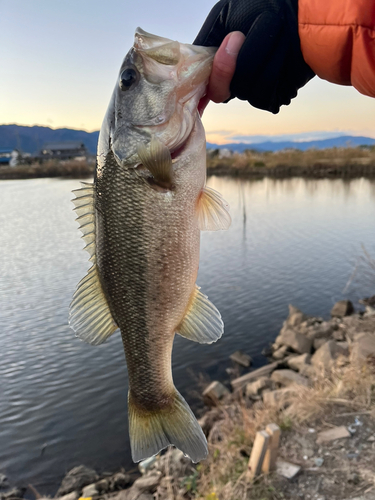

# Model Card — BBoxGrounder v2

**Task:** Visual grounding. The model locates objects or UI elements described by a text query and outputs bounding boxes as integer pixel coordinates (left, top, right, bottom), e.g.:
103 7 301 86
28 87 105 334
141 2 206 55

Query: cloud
228 131 361 143
206 129 236 136
205 129 375 144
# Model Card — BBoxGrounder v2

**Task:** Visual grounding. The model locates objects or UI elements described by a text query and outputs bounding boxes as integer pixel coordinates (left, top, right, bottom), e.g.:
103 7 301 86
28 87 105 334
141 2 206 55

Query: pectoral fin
197 186 231 231
176 285 223 344
69 182 118 345
137 136 173 187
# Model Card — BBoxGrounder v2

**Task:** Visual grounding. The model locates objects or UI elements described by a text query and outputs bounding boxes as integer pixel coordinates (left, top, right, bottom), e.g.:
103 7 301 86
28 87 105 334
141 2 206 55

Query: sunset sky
1 0 375 144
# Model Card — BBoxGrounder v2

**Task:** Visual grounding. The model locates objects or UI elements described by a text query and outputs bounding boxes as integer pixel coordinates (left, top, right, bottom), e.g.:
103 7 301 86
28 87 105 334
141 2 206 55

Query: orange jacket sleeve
298 0 375 97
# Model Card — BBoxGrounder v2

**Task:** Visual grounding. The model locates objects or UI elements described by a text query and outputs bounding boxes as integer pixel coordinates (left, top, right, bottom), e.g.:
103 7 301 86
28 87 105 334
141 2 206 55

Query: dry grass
207 146 375 178
285 361 375 422
0 160 94 179
193 359 375 500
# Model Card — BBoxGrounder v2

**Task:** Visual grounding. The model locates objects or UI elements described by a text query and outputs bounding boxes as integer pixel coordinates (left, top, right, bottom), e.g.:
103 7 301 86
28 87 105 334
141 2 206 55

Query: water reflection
0 177 374 493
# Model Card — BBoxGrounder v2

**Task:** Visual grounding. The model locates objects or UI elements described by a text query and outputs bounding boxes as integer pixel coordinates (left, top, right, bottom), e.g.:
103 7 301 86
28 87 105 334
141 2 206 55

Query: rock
314 458 324 467
132 472 162 492
153 447 192 477
56 466 99 496
231 361 280 390
0 488 26 499
81 484 98 497
331 300 354 318
306 322 334 341
351 332 375 366
263 388 297 407
316 426 351 444
275 329 312 354
271 369 310 387
245 376 272 398
311 340 348 370
229 350 252 367
313 338 328 350
336 341 349 356
198 408 221 436
115 490 153 500
276 459 301 479
299 364 317 379
0 476 8 490
261 345 273 357
333 329 345 341
286 305 309 327
110 472 132 491
360 295 375 308
59 492 79 500
287 353 311 372
272 345 290 360
347 472 360 485
288 312 308 328
94 479 110 494
202 381 230 404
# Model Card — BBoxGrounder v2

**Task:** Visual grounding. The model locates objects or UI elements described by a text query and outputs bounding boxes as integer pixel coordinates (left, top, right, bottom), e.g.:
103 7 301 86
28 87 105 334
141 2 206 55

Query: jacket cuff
298 0 375 97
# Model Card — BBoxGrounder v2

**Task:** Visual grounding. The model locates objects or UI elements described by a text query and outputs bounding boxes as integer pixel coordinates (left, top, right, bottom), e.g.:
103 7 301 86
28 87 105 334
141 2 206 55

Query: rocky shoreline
1 299 375 500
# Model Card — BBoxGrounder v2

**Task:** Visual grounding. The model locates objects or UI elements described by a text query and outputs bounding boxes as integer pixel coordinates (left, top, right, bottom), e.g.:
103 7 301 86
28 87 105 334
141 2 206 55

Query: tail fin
128 390 207 463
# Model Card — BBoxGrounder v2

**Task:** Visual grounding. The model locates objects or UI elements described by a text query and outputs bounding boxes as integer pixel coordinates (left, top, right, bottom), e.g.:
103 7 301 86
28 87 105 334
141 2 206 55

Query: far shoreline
1 146 375 180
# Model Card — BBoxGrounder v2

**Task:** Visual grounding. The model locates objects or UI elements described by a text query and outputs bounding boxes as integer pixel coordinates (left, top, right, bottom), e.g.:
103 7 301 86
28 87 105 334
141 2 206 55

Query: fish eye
119 68 138 91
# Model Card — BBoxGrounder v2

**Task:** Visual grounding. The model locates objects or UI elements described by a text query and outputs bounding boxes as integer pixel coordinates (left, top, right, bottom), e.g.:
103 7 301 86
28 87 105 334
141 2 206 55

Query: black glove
194 0 315 113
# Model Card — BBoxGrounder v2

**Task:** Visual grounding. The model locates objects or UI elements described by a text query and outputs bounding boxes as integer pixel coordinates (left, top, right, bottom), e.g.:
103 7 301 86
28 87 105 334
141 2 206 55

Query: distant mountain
207 136 375 152
0 125 99 155
1 125 375 155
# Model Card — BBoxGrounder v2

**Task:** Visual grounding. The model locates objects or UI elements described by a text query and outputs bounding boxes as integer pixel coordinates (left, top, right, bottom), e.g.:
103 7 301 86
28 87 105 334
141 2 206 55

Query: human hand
197 31 245 115
195 0 315 114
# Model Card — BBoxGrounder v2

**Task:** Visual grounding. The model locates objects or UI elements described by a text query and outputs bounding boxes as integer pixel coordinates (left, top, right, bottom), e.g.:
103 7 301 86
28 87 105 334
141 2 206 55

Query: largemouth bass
70 28 231 463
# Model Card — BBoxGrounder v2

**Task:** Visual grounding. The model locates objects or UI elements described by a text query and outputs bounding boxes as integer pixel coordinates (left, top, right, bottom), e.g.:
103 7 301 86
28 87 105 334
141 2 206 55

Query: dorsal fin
69 182 118 345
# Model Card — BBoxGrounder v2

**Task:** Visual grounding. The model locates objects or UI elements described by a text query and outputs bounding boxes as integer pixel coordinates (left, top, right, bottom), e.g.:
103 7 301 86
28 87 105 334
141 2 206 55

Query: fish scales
96 144 203 409
70 28 231 464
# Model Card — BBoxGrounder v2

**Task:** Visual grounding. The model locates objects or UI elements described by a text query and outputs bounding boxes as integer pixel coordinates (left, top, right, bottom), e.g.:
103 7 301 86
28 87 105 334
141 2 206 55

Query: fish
69 28 231 464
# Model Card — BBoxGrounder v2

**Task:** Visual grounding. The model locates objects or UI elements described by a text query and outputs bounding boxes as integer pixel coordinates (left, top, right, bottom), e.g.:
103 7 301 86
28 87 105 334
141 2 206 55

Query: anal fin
176 285 223 344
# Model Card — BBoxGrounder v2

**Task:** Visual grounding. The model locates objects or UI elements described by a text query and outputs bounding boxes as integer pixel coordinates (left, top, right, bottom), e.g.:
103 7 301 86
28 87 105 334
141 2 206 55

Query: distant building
0 148 19 167
218 148 233 159
40 142 88 160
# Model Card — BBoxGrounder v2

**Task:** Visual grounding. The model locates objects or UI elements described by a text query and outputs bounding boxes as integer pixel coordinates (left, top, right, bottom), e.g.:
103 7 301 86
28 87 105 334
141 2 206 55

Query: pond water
0 176 374 493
